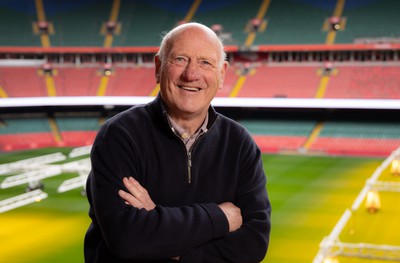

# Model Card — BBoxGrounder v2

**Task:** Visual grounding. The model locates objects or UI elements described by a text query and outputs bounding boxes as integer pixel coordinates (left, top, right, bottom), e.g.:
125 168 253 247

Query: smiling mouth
178 85 201 92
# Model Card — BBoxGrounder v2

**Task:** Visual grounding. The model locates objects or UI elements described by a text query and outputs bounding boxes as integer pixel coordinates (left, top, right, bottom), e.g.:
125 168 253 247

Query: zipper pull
187 152 192 184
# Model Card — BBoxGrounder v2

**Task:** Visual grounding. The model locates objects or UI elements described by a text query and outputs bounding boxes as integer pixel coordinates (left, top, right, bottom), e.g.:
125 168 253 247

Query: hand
218 202 242 232
118 177 156 211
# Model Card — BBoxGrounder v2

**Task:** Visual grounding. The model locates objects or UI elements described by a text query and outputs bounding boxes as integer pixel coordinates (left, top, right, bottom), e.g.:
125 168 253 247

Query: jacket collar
149 94 218 131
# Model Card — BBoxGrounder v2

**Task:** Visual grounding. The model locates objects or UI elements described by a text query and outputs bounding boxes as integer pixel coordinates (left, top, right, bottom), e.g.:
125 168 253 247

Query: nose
181 61 201 81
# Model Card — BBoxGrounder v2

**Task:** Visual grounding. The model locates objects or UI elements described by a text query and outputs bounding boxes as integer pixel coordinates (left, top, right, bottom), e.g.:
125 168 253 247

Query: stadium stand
52 66 102 96
0 67 48 97
114 0 183 47
44 0 111 47
324 62 400 99
0 1 41 47
310 119 400 156
253 0 332 45
0 116 55 151
236 63 321 98
239 119 316 152
104 65 156 96
56 115 101 146
335 0 400 44
0 0 399 158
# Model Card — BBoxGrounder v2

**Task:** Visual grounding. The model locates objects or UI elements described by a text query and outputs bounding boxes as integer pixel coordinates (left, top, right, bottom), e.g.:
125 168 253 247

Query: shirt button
181 133 189 139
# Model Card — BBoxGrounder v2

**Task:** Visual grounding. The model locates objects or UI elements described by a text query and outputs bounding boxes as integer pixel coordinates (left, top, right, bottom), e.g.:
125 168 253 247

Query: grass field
0 148 399 262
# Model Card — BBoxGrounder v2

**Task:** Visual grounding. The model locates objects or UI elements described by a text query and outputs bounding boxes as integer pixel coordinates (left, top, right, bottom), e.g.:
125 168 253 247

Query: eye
199 60 214 70
171 56 188 67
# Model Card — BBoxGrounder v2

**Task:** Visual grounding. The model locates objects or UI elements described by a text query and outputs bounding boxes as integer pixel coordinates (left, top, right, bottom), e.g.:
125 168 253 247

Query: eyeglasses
167 56 216 71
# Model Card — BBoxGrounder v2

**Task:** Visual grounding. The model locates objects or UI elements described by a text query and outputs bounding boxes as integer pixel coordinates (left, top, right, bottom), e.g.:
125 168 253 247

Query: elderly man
84 22 271 263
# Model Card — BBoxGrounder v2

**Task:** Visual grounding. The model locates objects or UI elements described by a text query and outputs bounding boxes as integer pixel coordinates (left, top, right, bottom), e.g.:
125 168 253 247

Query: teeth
180 86 200 91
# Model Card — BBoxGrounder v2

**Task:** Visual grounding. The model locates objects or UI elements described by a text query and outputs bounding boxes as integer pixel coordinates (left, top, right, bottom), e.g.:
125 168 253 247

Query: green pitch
1 148 399 263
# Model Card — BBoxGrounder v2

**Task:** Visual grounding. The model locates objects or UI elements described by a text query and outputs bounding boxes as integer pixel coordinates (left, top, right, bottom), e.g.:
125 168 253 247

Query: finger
128 177 147 194
118 190 143 209
123 177 143 198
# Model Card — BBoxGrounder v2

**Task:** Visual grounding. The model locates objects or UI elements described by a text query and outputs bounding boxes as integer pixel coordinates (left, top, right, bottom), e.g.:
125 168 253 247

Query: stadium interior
0 0 399 262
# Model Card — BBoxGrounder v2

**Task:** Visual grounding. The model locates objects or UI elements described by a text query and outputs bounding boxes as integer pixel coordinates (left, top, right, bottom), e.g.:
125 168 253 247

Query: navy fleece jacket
84 96 271 262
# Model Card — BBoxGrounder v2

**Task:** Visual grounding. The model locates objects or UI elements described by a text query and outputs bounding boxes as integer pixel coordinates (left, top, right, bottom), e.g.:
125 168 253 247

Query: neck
168 111 208 135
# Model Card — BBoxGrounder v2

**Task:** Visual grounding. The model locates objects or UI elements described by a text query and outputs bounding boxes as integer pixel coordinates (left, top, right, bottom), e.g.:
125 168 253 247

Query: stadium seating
335 0 400 44
324 63 400 99
253 0 331 45
239 119 316 152
0 117 55 151
104 66 156 96
0 3 41 46
0 0 399 157
52 66 102 96
237 64 320 98
309 119 400 156
0 67 48 97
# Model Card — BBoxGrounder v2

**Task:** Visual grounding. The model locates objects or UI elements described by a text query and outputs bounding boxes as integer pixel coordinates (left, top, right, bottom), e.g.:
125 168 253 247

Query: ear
155 55 162 84
219 61 228 89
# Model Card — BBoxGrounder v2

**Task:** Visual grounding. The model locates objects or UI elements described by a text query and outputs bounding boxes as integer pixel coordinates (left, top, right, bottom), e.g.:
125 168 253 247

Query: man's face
155 28 227 119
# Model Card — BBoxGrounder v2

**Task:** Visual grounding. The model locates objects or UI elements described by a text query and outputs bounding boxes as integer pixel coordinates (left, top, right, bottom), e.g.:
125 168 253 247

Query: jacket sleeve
87 122 230 261
179 134 271 263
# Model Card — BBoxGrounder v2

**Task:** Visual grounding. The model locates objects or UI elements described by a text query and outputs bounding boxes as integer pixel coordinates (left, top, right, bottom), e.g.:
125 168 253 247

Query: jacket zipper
165 113 214 184
187 151 192 184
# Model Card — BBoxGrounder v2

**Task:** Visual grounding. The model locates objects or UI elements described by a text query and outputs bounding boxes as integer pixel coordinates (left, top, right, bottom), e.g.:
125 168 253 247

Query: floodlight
323 258 339 263
365 190 381 213
390 159 400 176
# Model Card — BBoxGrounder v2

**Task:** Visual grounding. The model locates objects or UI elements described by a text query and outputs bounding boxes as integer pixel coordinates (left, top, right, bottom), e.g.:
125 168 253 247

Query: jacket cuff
200 203 229 239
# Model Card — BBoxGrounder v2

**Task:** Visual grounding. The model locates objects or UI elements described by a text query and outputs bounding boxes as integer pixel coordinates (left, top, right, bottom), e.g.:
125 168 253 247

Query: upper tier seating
254 0 331 45
0 3 41 46
1 0 398 47
335 0 400 44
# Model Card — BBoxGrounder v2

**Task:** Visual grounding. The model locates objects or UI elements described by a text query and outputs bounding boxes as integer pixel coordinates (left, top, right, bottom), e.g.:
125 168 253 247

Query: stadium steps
325 0 345 44
34 0 51 47
243 0 271 48
302 121 324 150
314 75 330 98
0 86 8 98
183 0 202 23
149 84 160 97
44 72 57 96
48 117 62 143
96 75 110 96
103 0 121 48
